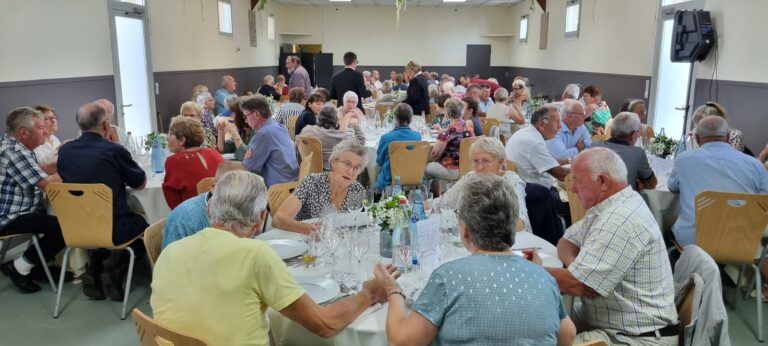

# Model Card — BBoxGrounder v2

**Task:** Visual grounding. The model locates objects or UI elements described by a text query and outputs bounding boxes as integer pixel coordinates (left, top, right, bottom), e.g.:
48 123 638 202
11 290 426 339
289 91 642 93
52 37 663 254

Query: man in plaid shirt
0 107 66 293
528 147 678 345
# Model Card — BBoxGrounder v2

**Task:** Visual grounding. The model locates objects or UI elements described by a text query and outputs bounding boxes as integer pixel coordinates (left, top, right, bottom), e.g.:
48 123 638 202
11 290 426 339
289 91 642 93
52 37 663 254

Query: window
267 16 275 40
218 0 233 36
519 15 529 43
564 0 581 38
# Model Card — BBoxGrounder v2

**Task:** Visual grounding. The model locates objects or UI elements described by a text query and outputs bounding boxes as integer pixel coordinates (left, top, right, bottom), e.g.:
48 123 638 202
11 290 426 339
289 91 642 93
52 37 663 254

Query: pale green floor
0 258 765 346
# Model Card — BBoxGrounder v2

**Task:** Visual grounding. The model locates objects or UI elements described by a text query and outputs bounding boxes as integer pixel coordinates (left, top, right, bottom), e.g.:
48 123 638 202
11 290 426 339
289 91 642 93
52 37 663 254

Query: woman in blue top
375 103 422 191
461 96 483 136
375 174 576 346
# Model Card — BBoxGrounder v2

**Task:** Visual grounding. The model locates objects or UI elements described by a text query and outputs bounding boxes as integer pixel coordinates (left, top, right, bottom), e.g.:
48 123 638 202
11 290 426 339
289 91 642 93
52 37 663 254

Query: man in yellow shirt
151 171 396 345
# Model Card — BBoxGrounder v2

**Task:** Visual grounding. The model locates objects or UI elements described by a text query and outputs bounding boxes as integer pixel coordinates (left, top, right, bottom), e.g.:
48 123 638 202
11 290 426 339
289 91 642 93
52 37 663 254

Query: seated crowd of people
2 49 768 346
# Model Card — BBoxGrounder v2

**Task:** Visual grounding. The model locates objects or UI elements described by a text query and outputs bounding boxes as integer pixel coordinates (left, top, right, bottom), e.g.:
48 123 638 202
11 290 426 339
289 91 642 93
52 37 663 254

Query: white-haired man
152 170 397 345
506 104 570 188
528 147 678 345
215 75 237 114
592 112 657 190
546 99 591 160
94 99 128 146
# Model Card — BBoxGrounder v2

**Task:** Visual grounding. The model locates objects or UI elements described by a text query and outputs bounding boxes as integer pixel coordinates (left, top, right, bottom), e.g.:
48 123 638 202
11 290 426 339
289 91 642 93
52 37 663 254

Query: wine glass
323 231 342 280
423 192 435 218
362 189 374 212
349 227 371 282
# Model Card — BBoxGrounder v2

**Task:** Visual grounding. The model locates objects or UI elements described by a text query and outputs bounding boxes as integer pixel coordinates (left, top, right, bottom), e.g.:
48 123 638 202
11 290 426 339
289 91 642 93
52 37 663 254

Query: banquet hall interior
1 0 767 345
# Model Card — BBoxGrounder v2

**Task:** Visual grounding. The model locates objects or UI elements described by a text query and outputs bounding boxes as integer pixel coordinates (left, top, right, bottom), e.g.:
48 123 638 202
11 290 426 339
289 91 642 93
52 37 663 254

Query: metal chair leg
53 247 72 318
745 244 768 299
753 263 764 342
731 265 744 308
30 235 57 293
0 239 10 265
121 247 136 320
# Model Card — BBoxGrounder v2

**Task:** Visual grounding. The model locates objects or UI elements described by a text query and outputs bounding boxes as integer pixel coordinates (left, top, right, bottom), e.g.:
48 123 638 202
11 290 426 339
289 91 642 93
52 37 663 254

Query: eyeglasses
512 87 523 90
471 159 497 166
243 110 256 117
335 159 364 173
44 116 57 121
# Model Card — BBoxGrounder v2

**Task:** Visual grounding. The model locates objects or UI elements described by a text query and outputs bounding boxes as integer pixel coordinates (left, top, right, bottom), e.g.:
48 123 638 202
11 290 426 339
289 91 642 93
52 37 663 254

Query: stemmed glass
348 227 371 282
423 192 435 218
323 231 342 280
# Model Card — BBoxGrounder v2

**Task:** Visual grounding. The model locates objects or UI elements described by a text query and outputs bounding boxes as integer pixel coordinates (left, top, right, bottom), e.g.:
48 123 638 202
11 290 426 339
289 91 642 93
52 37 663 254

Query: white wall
0 0 114 82
277 6 512 67
507 0 658 76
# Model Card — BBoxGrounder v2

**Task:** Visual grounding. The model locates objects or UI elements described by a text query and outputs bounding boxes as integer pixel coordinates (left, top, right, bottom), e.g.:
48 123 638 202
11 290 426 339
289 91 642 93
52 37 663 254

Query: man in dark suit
403 61 429 116
330 51 371 112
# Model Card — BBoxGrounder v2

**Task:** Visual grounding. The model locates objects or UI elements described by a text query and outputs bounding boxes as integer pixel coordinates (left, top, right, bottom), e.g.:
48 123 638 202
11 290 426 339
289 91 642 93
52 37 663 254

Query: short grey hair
343 91 358 103
196 92 213 107
208 170 267 236
444 98 464 120
329 138 369 166
76 102 108 132
381 81 392 94
576 147 628 183
317 105 339 129
562 84 580 99
363 71 371 78
457 174 519 251
442 81 455 94
240 95 272 119
428 84 439 99
224 94 240 109
469 137 506 161
695 115 730 138
6 107 44 134
530 104 557 126
559 99 581 118
610 112 642 139
263 75 274 84
493 87 509 102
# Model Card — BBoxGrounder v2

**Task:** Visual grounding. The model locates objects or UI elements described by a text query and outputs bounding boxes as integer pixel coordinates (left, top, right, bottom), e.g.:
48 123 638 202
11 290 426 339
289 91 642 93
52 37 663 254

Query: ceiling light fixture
329 0 352 2
442 0 467 2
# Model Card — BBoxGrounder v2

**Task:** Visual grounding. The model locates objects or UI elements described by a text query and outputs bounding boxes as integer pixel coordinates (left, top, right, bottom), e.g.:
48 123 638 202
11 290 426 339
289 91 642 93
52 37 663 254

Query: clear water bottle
659 127 666 138
674 133 687 159
411 189 426 221
151 136 165 174
409 195 423 267
392 176 403 196
393 212 412 273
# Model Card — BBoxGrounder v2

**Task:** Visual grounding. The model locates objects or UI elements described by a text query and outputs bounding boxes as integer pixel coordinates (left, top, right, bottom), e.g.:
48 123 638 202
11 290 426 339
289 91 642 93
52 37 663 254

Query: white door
648 0 705 141
108 0 156 137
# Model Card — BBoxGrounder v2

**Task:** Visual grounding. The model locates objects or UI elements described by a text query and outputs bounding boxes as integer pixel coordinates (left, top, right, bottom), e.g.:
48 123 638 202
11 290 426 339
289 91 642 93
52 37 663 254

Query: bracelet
387 290 406 300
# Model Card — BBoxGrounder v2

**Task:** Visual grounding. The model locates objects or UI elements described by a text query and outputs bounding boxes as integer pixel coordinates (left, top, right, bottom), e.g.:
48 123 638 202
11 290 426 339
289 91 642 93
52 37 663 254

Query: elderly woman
275 87 305 126
377 81 396 103
216 96 251 160
273 139 368 234
336 91 365 127
430 94 452 130
294 92 325 136
607 99 654 141
32 104 61 167
428 84 439 105
461 96 483 136
191 84 208 102
180 101 215 147
375 104 422 191
425 98 475 181
163 116 224 209
275 74 288 95
507 78 532 122
299 105 365 170
257 75 281 101
375 174 576 346
196 92 218 140
690 101 746 152
582 85 611 135
434 137 530 232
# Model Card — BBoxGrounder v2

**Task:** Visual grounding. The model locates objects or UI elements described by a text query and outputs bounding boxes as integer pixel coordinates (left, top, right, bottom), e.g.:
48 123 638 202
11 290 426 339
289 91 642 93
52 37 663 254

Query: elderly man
371 70 382 90
241 95 298 187
0 107 66 293
215 75 237 114
94 99 128 146
506 105 570 188
58 102 148 301
669 115 768 247
152 170 395 345
546 99 591 160
161 161 248 250
286 55 312 100
531 147 679 345
561 83 580 101
330 52 371 112
592 112 656 190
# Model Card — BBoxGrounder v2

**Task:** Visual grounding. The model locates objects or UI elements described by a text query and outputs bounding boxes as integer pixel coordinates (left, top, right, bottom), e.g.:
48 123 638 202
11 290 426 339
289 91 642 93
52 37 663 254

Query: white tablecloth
257 217 561 346
126 173 170 225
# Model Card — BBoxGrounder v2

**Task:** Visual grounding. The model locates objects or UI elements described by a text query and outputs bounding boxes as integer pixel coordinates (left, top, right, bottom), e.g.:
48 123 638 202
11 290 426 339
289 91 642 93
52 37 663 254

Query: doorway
648 0 705 140
107 0 157 136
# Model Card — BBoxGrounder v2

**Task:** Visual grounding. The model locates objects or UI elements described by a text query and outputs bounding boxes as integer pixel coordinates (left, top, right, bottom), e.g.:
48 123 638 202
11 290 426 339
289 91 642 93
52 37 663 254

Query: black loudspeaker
671 10 716 62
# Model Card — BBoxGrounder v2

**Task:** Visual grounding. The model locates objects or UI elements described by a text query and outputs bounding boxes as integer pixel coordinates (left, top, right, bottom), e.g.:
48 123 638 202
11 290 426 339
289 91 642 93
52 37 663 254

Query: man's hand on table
522 248 543 265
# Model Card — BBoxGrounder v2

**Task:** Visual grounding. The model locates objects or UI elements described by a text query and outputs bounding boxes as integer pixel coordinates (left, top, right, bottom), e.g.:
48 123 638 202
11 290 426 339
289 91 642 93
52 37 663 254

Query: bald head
574 147 628 184
695 115 730 138
77 102 109 133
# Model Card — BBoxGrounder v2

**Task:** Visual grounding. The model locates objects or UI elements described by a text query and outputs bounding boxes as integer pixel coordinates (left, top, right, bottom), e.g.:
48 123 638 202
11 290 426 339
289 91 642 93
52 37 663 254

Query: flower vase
379 228 393 258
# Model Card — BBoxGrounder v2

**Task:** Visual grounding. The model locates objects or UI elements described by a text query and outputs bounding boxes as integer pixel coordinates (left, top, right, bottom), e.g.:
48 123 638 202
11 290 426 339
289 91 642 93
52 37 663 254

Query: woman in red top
163 116 224 209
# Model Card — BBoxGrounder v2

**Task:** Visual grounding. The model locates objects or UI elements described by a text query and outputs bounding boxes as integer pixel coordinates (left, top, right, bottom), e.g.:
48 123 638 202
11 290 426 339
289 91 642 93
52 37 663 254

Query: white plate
296 276 341 304
265 239 307 260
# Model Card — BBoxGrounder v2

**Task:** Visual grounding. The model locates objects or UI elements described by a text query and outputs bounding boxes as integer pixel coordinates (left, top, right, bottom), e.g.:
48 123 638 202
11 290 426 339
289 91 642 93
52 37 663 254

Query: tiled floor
0 258 765 345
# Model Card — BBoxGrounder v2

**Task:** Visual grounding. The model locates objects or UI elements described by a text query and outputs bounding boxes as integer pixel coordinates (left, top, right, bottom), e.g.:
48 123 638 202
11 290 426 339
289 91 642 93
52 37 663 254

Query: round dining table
256 215 562 346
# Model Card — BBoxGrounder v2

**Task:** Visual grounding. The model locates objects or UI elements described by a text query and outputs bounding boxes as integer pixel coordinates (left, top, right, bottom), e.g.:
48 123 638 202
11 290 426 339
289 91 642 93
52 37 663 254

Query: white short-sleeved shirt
33 135 61 164
505 126 559 188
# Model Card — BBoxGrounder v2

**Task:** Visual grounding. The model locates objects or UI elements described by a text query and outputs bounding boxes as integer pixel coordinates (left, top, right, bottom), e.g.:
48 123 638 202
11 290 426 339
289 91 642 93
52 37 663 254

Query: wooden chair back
695 191 768 264
505 160 517 173
132 308 209 346
295 135 324 173
267 182 299 217
388 141 431 187
287 114 299 142
479 118 499 138
458 136 481 178
574 340 607 346
46 183 116 248
677 283 695 346
376 104 395 122
196 177 215 195
144 219 166 267
298 152 315 180
425 104 437 124
564 174 588 224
